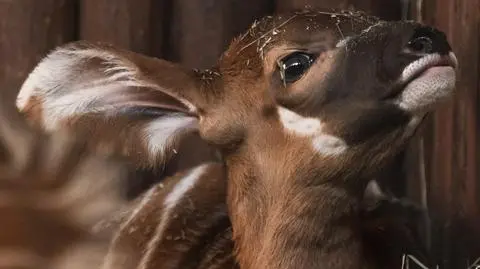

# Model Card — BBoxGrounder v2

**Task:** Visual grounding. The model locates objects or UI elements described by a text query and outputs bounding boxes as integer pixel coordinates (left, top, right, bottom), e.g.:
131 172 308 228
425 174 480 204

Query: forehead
245 10 382 49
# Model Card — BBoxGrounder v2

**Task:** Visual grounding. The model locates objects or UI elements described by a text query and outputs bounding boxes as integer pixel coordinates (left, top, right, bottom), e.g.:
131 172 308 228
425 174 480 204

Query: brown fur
98 163 234 269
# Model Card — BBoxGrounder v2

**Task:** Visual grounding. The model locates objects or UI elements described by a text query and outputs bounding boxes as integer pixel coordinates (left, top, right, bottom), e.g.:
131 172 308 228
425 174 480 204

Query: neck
224 110 409 269
227 154 373 269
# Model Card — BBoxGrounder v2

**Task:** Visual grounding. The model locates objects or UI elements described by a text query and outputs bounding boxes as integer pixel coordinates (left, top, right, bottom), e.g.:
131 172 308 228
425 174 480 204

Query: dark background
0 0 478 268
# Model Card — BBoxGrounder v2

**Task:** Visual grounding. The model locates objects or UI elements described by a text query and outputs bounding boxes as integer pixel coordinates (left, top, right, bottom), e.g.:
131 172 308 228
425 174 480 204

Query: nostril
407 26 452 55
407 36 433 54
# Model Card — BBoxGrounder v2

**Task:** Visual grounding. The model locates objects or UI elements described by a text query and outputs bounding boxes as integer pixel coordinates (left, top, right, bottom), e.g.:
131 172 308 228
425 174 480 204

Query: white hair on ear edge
16 42 197 131
143 115 199 161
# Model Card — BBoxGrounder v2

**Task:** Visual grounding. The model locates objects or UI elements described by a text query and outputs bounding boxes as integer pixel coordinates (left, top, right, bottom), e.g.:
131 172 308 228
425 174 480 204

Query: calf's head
204 11 456 158
193 10 458 200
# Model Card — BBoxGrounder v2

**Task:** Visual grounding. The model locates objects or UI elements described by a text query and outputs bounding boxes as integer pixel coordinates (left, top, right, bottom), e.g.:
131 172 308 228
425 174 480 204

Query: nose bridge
413 25 452 55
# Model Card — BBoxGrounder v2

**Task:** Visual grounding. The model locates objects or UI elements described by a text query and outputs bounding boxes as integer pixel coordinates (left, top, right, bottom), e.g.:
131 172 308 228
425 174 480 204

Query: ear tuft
143 114 199 162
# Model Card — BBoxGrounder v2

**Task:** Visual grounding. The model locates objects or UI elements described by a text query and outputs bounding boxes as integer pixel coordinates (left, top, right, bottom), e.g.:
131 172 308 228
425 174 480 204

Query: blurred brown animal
0 91 131 269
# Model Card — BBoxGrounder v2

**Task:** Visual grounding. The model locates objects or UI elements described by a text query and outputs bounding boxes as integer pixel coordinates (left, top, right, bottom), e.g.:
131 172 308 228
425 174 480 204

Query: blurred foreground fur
0 94 130 269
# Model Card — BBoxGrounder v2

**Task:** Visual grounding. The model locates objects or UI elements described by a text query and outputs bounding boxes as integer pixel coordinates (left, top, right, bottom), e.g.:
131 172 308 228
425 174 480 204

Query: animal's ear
16 41 213 169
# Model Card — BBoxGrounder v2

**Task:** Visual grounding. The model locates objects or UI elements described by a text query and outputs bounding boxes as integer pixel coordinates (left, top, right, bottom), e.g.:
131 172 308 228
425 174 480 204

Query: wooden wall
0 0 402 93
0 0 478 268
407 0 480 268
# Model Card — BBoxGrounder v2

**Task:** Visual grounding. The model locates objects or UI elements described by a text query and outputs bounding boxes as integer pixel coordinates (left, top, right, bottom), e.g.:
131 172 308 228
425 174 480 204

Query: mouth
399 52 458 86
389 52 458 113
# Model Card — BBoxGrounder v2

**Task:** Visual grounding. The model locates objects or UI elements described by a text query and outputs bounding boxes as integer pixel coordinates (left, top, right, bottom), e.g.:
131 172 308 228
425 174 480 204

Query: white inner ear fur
143 115 198 160
16 45 197 131
395 52 457 113
17 47 152 108
277 106 347 156
17 47 155 130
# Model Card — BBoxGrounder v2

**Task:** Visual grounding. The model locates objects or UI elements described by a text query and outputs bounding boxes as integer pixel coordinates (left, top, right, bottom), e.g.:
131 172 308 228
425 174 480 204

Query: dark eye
278 52 315 84
406 36 433 54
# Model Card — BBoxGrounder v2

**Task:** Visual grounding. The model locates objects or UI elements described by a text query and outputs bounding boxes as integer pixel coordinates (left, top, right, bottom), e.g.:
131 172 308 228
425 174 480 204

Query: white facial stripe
138 164 208 269
143 116 198 159
277 106 323 136
277 106 347 156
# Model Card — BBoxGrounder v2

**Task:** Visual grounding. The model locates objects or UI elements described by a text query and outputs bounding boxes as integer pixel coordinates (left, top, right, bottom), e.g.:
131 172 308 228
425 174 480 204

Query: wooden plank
275 0 401 20
276 0 349 12
414 0 480 267
444 0 480 266
448 0 479 223
166 0 233 68
165 0 273 69
79 0 166 57
349 0 401 19
0 0 76 100
229 0 275 37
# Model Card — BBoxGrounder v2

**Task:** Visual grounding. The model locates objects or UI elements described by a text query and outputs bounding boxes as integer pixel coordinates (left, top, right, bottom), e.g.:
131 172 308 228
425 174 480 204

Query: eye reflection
278 52 316 86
